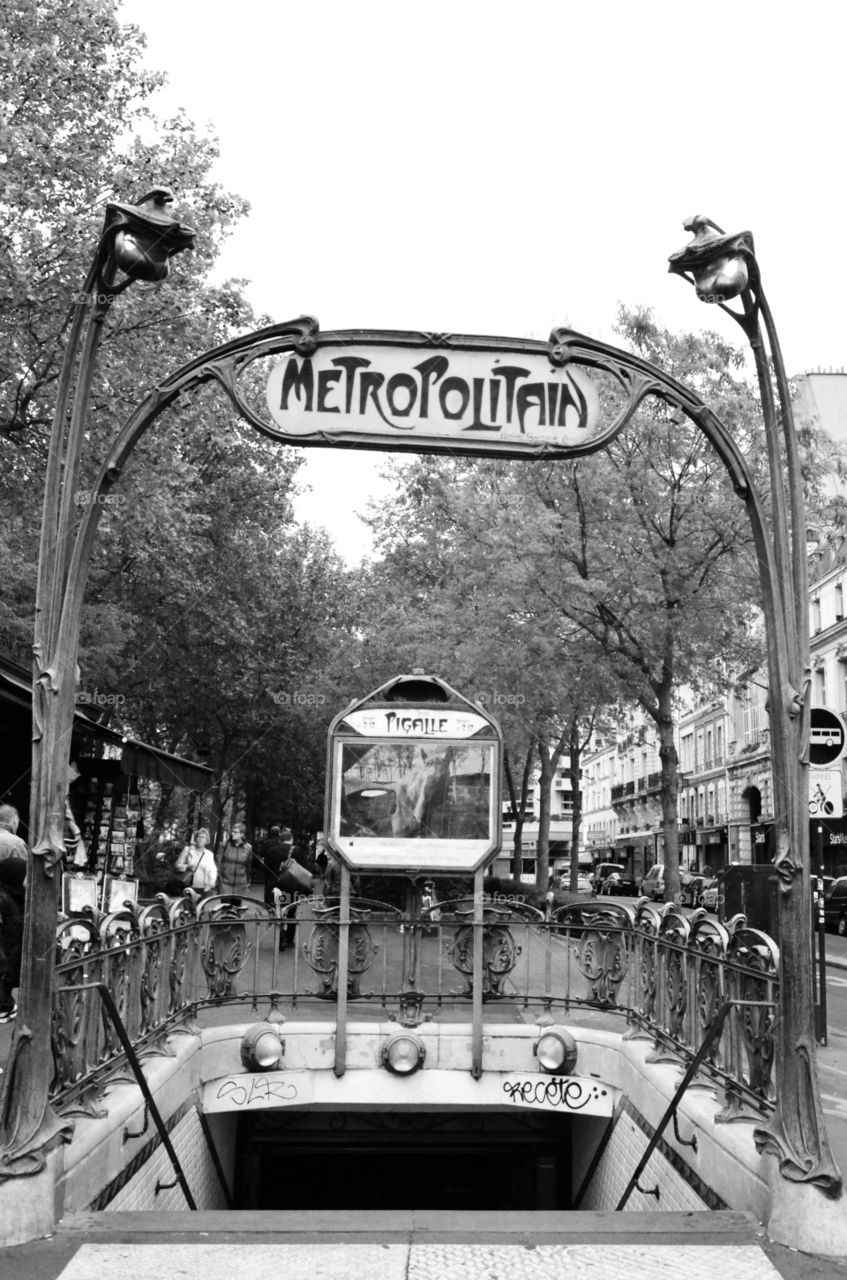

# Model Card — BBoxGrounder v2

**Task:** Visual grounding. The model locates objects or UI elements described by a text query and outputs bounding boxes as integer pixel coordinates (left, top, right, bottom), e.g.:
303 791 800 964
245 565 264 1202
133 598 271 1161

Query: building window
813 597 822 633
836 582 844 623
815 665 827 706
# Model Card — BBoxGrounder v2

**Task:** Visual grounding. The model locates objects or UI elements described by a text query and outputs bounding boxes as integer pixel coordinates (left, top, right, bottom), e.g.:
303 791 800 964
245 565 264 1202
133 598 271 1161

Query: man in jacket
0 805 28 1022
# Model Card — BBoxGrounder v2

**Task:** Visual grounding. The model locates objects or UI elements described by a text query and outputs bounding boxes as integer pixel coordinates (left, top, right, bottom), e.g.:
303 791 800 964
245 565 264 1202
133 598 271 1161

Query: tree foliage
362 310 768 898
0 0 355 840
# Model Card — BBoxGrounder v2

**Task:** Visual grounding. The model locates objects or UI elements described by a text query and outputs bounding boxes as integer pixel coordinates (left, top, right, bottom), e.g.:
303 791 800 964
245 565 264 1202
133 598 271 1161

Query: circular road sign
809 707 846 766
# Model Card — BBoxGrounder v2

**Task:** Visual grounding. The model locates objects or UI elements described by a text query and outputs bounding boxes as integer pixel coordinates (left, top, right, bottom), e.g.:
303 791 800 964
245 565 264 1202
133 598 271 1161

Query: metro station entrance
236 1109 575 1211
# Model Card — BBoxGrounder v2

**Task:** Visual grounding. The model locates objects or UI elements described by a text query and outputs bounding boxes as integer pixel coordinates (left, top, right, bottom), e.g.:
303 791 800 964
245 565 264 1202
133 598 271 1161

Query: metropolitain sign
264 332 606 458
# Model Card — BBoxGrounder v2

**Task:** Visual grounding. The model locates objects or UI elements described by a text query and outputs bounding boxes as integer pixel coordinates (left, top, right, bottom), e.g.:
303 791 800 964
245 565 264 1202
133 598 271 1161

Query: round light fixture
382 1032 426 1076
240 1023 284 1072
534 1026 578 1075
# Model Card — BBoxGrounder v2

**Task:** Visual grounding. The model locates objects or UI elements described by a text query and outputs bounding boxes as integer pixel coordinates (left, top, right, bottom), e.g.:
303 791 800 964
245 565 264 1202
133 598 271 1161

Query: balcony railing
51 891 778 1127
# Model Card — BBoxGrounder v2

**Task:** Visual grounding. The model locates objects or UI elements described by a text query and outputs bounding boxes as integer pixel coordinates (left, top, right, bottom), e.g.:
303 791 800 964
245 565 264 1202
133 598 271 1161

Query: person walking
258 826 293 907
217 822 253 897
0 804 28 1023
175 828 218 895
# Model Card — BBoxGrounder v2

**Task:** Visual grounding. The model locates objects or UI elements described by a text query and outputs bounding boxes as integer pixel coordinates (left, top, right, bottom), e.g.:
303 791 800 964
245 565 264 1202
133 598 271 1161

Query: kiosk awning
121 741 212 793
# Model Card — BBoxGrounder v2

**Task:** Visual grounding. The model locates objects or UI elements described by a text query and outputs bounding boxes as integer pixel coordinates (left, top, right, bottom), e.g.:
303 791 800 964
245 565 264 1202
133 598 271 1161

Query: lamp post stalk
0 192 194 1179
670 218 841 1198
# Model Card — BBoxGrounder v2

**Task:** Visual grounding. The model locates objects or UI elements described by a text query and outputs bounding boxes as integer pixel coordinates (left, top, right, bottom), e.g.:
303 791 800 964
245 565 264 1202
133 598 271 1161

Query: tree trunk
536 728 570 893
567 722 583 893
536 743 553 893
504 742 534 878
656 687 680 902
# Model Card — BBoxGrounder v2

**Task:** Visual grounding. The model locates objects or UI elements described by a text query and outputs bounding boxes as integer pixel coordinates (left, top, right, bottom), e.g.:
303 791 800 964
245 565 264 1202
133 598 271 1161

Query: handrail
616 1001 732 1209
57 980 196 1210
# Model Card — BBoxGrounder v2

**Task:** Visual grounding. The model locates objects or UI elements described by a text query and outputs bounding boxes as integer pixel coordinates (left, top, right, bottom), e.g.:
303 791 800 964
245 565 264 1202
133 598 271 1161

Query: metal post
471 867 484 1079
333 861 350 1078
669 218 841 1196
816 825 828 1045
0 194 194 1182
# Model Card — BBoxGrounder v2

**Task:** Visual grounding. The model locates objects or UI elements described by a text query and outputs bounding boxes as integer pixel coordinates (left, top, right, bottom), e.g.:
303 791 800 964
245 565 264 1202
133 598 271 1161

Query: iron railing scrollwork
49 893 779 1124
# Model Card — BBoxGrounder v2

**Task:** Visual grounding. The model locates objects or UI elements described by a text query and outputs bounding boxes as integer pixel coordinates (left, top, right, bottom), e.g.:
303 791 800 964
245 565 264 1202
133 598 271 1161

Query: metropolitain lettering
275 353 592 436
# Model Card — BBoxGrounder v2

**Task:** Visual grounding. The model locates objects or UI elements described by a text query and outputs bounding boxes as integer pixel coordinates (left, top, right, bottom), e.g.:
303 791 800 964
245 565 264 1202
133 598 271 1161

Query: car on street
824 877 847 935
678 871 708 907
699 877 719 912
555 871 593 894
640 863 666 900
593 862 638 896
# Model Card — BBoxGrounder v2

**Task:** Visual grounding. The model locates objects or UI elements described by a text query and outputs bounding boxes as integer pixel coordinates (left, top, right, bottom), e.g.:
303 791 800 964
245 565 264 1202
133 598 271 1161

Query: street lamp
0 191 195 1180
670 219 842 1203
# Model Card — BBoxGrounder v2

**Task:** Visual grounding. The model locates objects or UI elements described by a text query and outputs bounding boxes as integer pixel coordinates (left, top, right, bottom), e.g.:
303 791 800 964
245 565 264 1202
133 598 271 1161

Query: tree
362 457 627 890
361 310 768 901
0 1 361 845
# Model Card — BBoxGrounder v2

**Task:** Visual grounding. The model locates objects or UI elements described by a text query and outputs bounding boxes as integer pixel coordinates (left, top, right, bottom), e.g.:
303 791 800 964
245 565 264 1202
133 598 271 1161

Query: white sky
119 0 847 563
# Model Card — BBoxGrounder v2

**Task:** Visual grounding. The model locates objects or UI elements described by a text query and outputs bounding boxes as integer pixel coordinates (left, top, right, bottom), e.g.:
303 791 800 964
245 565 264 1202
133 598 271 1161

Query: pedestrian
176 827 218 895
138 837 184 897
217 822 253 896
258 825 292 906
0 804 28 1023
63 760 88 869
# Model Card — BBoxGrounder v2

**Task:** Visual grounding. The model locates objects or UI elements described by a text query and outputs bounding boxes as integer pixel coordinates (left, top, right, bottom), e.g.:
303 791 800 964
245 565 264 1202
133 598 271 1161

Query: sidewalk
3 1209 847 1280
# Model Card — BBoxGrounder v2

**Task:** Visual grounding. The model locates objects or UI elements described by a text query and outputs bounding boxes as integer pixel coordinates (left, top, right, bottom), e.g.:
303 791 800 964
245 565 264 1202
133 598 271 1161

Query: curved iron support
1 195 838 1202
670 218 841 1198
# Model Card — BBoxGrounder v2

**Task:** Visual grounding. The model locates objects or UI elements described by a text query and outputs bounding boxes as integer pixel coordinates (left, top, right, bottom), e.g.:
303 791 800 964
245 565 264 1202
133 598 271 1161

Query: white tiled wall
105 1109 228 1211
581 1110 710 1212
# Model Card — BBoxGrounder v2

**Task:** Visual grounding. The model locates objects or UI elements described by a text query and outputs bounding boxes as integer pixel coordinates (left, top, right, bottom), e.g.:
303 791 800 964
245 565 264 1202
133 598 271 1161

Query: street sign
809 769 843 818
809 707 846 766
325 672 503 874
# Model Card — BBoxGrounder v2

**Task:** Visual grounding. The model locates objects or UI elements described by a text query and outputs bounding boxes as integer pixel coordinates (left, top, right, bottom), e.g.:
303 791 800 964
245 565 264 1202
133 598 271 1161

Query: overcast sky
120 0 847 561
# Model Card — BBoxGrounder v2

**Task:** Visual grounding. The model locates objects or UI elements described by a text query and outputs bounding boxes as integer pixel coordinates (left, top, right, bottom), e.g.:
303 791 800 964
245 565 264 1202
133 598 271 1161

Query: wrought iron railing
50 891 778 1124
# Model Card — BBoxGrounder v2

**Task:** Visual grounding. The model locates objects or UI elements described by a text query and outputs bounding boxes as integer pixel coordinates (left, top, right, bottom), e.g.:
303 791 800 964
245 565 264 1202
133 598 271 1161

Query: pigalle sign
265 332 605 458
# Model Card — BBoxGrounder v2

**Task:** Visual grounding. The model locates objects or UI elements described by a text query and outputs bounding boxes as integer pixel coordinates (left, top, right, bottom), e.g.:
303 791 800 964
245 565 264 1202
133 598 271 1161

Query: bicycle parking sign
809 769 843 818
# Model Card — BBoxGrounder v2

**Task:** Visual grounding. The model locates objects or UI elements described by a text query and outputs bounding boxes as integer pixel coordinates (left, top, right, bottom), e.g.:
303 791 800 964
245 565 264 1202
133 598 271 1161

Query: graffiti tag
502 1076 608 1111
216 1075 299 1107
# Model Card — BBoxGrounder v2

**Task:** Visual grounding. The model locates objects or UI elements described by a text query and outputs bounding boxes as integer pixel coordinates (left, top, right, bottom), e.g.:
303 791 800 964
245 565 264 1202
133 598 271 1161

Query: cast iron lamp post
0 191 195 1176
669 218 841 1195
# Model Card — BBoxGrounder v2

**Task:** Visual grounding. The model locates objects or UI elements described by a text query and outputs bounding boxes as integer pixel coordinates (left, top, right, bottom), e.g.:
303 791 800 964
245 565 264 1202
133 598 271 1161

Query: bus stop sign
809 707 846 766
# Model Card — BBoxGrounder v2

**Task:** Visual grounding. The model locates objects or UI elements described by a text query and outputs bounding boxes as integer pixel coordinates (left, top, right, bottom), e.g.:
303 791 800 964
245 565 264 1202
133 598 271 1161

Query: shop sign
266 336 603 458
343 708 489 739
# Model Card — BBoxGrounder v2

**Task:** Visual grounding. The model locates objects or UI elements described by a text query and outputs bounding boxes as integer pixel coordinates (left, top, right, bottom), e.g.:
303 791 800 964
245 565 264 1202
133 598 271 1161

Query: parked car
593 862 638 896
699 877 719 912
678 871 708 907
640 864 666 901
824 877 847 935
554 871 593 894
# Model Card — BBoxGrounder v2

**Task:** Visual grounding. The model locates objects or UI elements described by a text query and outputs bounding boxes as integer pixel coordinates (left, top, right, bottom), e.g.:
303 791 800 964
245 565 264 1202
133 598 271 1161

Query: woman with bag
176 828 218 895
